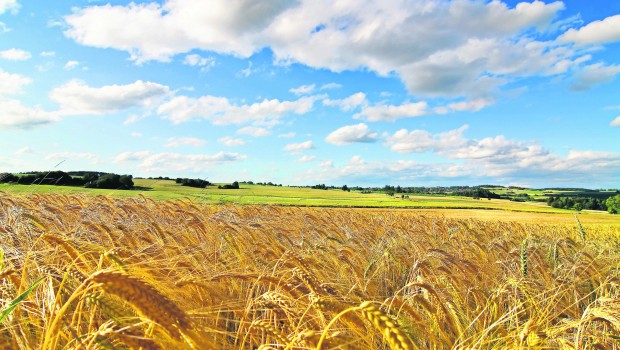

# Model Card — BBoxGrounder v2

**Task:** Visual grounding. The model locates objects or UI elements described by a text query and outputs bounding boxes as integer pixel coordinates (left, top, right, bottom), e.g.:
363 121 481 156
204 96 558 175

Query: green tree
606 194 620 214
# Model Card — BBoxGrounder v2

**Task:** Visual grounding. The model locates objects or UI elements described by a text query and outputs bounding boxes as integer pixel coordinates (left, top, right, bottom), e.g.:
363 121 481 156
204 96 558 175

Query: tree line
0 171 134 190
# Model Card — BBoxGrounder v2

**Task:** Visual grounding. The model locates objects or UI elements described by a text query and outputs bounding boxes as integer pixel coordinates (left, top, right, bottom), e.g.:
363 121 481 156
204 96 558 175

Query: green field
2 178 617 217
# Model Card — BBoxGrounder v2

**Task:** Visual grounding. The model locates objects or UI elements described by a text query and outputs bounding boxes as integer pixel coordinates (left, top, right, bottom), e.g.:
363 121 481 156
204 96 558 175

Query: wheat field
1 193 620 349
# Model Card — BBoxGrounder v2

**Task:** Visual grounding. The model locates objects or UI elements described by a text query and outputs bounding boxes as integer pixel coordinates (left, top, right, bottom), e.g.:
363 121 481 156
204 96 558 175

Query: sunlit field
1 193 620 349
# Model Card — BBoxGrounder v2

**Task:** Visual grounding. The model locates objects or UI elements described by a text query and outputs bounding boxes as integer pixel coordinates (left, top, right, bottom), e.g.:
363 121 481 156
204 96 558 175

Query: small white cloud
320 83 342 90
114 150 246 173
0 22 10 33
278 132 296 138
218 136 245 146
0 68 31 96
570 63 620 91
237 126 271 137
130 132 142 137
165 137 206 147
284 140 314 153
40 51 56 57
0 0 19 15
0 99 57 129
0 48 31 60
15 146 34 155
611 116 620 127
297 155 315 163
64 60 79 70
45 152 100 164
183 53 215 71
50 79 171 115
319 160 334 168
323 92 367 111
559 14 620 45
325 123 377 145
290 84 315 95
355 101 428 122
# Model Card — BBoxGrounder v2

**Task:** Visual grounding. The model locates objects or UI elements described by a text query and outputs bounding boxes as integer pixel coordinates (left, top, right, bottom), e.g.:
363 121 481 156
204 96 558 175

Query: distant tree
342 185 349 192
607 195 620 214
0 173 18 183
573 203 583 212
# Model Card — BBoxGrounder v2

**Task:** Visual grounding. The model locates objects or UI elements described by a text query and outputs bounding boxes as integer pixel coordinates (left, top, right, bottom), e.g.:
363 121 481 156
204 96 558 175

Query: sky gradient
1 0 619 188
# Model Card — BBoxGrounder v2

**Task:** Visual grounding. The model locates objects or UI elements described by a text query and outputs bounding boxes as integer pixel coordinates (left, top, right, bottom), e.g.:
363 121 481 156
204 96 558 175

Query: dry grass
1 193 620 349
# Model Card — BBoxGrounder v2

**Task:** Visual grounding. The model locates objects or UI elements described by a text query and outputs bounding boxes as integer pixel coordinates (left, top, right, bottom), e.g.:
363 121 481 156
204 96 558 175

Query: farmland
1 192 620 349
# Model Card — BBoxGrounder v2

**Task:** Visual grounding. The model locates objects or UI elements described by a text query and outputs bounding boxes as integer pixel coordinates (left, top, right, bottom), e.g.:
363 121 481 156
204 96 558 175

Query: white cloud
0 0 19 15
64 1 295 63
323 92 367 111
570 63 620 91
114 150 246 173
50 79 171 115
0 22 9 33
64 60 79 70
277 132 296 138
63 0 573 99
0 69 31 96
559 15 620 45
355 101 428 122
297 155 315 163
164 137 206 147
284 140 314 153
611 116 620 127
218 136 245 146
0 48 31 60
325 123 377 145
447 98 495 112
40 51 55 57
290 84 315 95
130 132 142 137
183 53 215 71
15 146 33 155
319 160 333 168
158 94 316 125
320 83 342 90
237 126 271 137
45 152 100 164
0 99 58 129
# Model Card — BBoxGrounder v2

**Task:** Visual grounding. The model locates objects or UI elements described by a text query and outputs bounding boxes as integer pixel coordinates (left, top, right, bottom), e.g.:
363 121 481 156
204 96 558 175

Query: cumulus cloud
283 140 314 153
290 84 315 95
114 150 246 173
218 136 245 146
355 101 428 122
0 48 31 60
611 116 620 127
559 14 620 45
49 79 171 115
64 0 295 63
164 137 206 147
157 94 316 125
383 125 620 179
325 123 377 145
323 92 367 111
63 0 576 99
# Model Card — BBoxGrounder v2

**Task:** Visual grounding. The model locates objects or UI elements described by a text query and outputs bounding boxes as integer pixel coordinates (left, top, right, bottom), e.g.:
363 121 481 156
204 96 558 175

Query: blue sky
1 0 619 188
